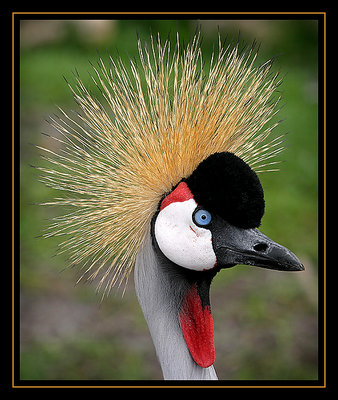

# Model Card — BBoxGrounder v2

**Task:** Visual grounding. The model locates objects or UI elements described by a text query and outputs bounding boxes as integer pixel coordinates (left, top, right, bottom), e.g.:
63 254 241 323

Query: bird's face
154 152 304 274
154 181 303 273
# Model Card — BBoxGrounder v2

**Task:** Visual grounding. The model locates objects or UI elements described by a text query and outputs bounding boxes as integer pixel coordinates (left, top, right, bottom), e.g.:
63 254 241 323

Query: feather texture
38 32 284 295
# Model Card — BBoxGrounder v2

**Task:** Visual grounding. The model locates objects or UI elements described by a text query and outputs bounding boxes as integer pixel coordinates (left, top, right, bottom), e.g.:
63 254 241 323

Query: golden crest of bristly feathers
38 32 284 295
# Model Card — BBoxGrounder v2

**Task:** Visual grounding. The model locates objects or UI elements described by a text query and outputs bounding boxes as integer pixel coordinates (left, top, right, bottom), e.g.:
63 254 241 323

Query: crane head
154 151 304 273
151 151 304 369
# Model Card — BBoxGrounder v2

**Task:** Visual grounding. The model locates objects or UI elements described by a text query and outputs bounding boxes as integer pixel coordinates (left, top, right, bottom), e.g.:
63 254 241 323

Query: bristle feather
40 32 284 293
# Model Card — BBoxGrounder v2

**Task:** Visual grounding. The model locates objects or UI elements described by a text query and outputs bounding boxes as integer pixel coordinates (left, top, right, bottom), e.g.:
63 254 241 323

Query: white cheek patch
154 199 217 271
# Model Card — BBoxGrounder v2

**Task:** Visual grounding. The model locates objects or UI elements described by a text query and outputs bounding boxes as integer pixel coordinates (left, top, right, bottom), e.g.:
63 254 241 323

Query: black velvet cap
185 152 265 229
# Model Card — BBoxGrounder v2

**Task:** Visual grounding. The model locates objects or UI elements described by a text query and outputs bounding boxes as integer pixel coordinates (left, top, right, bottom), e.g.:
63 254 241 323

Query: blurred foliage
20 18 319 382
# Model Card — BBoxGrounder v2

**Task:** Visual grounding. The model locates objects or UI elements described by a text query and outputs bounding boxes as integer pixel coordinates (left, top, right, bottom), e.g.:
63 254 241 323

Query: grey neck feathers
134 233 218 380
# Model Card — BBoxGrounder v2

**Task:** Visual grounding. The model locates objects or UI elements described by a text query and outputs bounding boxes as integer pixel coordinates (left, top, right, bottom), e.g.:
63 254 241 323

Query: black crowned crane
39 32 304 380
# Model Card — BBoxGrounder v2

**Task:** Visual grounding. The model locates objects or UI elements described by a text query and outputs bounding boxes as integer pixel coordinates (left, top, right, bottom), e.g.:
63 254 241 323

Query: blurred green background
20 19 319 381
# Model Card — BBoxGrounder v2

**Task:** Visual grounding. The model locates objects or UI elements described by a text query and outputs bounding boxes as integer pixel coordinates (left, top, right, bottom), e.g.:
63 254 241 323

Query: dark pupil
201 214 206 220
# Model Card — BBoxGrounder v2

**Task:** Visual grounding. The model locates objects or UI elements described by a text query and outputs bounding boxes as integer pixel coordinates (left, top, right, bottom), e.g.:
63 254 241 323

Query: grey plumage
135 232 218 380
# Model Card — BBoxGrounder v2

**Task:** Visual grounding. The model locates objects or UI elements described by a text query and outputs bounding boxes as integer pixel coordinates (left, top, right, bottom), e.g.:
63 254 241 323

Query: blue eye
193 209 212 227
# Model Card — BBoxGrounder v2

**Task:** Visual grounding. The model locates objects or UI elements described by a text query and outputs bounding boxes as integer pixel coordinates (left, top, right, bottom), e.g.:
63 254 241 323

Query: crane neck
134 232 218 380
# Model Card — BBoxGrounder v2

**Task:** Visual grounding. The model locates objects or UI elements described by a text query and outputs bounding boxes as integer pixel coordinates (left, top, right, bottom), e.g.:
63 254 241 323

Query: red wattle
179 284 215 368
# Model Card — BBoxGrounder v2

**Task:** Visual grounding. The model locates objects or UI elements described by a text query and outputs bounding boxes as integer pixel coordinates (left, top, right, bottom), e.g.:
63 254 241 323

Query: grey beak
213 223 304 272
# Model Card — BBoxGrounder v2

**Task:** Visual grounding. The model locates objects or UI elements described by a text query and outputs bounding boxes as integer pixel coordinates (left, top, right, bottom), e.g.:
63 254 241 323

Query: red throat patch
179 284 215 368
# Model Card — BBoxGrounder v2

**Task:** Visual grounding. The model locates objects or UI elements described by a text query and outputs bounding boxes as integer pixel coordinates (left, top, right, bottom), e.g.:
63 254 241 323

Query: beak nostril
253 242 268 252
